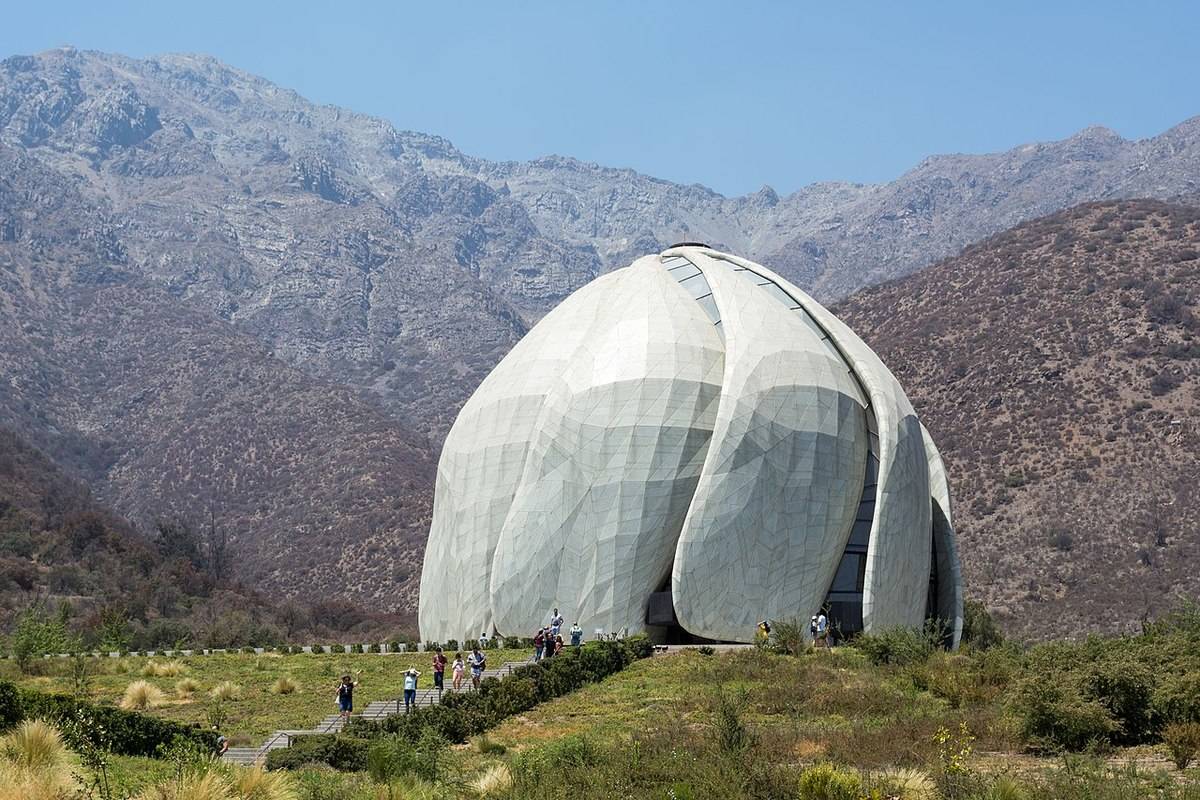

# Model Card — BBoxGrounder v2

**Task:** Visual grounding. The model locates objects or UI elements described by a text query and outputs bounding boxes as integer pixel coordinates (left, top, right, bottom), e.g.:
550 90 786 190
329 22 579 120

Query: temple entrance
644 579 720 644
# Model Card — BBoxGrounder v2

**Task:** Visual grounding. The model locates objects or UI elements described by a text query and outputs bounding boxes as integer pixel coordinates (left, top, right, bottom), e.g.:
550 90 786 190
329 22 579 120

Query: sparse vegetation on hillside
0 426 417 655
838 199 1200 639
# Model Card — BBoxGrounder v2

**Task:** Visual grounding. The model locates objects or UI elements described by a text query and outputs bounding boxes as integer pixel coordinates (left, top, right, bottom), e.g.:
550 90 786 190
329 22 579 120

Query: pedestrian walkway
222 660 528 766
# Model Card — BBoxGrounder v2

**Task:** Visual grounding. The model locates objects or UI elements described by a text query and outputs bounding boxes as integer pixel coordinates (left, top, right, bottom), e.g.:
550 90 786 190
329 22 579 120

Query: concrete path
222 661 528 766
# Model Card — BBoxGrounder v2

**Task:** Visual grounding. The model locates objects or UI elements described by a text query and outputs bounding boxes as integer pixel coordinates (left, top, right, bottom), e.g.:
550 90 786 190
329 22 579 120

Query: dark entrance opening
644 577 719 644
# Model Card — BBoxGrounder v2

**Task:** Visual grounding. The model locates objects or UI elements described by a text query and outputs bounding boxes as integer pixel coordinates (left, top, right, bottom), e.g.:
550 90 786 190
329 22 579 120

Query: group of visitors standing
532 608 584 661
398 645 488 712
334 609 588 719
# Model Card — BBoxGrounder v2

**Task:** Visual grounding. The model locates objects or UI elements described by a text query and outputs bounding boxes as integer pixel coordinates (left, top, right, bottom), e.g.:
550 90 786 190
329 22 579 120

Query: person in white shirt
403 667 421 712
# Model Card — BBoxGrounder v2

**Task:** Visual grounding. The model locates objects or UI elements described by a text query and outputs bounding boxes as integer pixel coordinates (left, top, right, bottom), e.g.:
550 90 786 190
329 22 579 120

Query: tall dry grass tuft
1 719 68 771
209 681 243 702
231 766 300 800
470 763 513 797
0 762 75 800
879 767 938 800
0 720 74 800
134 770 229 800
143 660 189 678
120 679 167 710
270 676 299 695
176 677 201 698
372 776 446 800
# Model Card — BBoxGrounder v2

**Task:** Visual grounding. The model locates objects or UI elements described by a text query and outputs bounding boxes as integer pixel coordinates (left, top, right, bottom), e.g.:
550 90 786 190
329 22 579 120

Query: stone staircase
223 661 528 766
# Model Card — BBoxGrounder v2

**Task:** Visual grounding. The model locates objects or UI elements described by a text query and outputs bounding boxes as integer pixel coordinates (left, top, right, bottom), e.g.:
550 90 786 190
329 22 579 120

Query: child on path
403 667 421 712
432 648 447 692
553 634 564 657
335 674 358 723
452 652 465 691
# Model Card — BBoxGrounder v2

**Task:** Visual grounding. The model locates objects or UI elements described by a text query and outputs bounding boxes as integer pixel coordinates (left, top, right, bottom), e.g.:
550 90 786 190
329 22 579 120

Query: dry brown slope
837 200 1200 639
0 142 433 612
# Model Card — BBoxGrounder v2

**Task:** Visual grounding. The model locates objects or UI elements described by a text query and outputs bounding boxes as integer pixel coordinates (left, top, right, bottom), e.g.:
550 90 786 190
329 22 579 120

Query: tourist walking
816 611 829 649
452 652 465 691
432 648 447 692
534 627 546 662
570 622 583 648
403 667 421 712
550 608 564 637
470 646 487 689
335 673 358 723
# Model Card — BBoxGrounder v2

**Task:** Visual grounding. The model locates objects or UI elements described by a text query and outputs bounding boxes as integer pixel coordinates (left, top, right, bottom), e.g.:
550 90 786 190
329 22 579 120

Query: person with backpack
431 648 447 692
470 646 486 689
403 667 421 712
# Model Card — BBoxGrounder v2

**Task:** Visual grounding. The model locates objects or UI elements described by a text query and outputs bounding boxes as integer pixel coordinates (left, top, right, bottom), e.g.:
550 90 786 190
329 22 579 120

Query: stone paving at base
222 661 528 767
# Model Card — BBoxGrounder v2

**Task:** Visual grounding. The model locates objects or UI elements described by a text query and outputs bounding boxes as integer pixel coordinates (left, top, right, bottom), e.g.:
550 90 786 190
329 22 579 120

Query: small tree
96 606 131 653
9 604 69 672
961 600 1003 650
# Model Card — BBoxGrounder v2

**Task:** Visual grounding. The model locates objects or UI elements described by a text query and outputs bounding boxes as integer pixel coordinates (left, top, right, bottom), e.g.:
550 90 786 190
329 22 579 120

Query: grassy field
438 644 1200 798
0 647 532 742
8 615 1200 799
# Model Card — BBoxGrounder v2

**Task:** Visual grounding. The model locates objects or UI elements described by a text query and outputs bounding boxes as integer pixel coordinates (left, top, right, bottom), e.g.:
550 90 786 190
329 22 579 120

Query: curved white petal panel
418 271 629 643
669 250 868 642
922 423 964 648
673 248 932 633
488 259 725 637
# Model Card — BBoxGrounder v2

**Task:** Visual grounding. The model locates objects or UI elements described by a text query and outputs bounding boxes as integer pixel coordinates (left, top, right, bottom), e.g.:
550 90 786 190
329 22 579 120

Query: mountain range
1 46 1197 627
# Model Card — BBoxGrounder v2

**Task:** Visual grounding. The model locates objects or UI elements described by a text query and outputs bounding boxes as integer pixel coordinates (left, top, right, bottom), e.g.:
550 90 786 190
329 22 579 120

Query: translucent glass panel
662 255 721 330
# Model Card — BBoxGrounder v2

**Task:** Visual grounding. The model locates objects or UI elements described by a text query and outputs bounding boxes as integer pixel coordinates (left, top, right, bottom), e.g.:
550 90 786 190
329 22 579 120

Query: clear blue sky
3 2 1198 196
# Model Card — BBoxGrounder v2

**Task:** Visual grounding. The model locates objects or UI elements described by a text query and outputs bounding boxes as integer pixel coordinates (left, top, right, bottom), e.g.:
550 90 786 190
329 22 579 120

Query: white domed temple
418 245 962 646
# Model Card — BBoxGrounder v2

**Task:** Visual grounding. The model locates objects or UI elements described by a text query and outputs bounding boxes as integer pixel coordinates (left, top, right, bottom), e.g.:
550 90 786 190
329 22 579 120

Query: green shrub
7 681 215 757
0 681 21 730
797 762 862 800
366 727 447 782
854 625 939 666
512 733 599 784
1010 677 1118 751
1082 659 1157 744
1162 721 1200 770
1153 672 1200 724
961 600 1004 650
265 734 369 771
697 645 716 656
712 689 755 757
